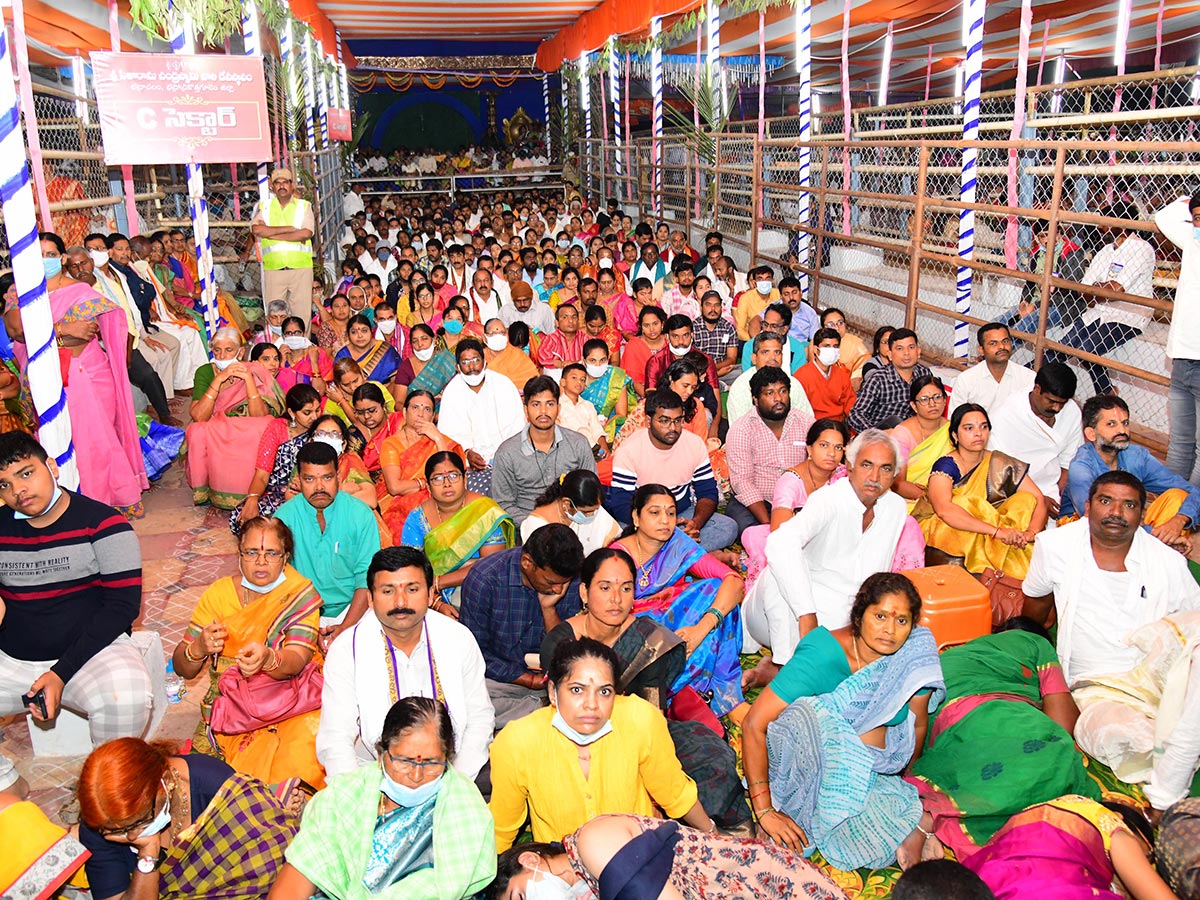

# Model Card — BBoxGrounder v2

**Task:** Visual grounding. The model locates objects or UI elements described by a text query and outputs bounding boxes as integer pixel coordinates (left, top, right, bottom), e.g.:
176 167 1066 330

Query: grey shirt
491 425 597 526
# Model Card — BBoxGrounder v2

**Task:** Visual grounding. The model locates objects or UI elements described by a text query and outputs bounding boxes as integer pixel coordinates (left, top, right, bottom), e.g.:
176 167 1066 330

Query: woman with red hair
76 737 296 900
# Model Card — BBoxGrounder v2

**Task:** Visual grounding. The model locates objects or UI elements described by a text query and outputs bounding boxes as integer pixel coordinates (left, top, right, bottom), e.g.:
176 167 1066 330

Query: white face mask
461 369 486 387
550 707 614 746
268 323 282 336
140 789 172 838
312 433 345 455
486 334 508 352
414 345 435 362
668 342 692 357
212 356 239 371
817 346 841 366
89 248 110 267
241 571 288 594
755 280 772 295
376 319 398 336
526 863 590 900
598 257 613 269
585 362 608 378
281 335 309 351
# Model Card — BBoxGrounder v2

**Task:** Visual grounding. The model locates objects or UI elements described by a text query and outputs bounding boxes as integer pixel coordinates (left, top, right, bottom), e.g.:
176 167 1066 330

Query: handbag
667 686 724 738
979 567 1031 629
209 660 323 735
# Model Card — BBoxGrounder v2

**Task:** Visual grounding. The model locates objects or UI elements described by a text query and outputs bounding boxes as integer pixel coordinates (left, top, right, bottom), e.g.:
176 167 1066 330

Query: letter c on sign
136 107 157 130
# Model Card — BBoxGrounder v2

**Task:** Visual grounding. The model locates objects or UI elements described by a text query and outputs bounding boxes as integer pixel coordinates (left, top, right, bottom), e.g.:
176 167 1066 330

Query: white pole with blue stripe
316 43 330 148
542 74 551 156
955 0 984 358
303 31 317 152
795 0 813 300
651 16 663 218
241 0 269 210
169 8 219 336
0 29 76 485
610 37 622 181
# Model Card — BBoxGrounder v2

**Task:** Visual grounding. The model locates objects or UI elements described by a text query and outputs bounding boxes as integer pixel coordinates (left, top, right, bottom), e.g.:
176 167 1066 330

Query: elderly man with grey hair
259 298 290 343
740 428 917 688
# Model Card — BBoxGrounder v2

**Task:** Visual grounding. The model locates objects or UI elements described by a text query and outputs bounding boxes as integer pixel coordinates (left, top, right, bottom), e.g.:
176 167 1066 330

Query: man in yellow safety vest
250 167 315 327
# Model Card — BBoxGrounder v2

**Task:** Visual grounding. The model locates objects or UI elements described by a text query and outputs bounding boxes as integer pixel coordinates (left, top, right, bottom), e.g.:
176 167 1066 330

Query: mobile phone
21 688 47 719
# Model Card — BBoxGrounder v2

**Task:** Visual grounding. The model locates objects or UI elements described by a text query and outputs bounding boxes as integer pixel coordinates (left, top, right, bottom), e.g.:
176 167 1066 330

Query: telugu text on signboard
91 52 272 165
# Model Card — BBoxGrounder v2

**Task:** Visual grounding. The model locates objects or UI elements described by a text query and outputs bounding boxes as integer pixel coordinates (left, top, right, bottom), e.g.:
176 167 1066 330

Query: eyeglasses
353 406 383 417
384 752 448 777
96 803 160 839
429 472 463 486
458 358 484 371
240 549 284 560
914 394 947 406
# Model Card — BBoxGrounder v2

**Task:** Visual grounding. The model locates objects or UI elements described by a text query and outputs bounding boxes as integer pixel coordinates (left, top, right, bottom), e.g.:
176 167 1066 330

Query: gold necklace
162 764 191 837
852 636 863 671
632 535 654 589
433 498 464 524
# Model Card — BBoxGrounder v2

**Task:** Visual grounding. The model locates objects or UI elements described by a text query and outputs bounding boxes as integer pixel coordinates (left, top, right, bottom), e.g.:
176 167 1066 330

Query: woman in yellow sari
914 403 1047 577
172 516 326 790
400 450 514 613
890 375 953 511
378 389 463 537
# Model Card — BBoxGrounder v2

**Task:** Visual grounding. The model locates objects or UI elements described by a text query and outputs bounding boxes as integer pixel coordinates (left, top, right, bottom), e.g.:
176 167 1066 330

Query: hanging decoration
625 53 785 89
348 70 527 92
956 0 985 358
0 25 77 484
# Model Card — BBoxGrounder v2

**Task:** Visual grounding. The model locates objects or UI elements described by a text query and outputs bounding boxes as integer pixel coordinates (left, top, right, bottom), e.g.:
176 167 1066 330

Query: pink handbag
208 661 323 735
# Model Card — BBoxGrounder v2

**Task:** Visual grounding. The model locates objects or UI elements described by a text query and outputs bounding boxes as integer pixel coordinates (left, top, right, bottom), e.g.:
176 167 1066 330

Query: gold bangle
264 647 281 672
183 641 207 663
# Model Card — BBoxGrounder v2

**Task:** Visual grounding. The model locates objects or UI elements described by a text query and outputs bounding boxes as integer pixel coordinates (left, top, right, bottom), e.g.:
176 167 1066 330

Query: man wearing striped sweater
0 432 150 794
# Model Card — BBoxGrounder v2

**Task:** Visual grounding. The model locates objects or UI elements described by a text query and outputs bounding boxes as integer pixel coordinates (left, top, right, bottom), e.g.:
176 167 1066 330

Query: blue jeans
1043 320 1141 396
678 504 740 553
1004 303 1062 341
1167 358 1200 484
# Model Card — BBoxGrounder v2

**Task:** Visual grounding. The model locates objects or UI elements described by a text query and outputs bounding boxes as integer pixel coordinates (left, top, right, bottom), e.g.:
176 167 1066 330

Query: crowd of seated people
3 186 1200 900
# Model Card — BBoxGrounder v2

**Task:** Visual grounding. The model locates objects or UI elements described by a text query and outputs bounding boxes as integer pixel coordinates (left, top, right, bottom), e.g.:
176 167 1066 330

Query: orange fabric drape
535 0 703 71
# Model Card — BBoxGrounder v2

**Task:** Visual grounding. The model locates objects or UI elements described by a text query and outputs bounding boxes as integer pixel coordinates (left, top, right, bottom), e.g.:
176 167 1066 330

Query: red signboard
328 108 352 141
91 52 271 165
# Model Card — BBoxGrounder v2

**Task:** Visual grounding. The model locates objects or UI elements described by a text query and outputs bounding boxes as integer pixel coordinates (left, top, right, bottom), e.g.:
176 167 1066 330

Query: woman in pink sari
962 796 1169 900
6 233 147 517
186 327 285 509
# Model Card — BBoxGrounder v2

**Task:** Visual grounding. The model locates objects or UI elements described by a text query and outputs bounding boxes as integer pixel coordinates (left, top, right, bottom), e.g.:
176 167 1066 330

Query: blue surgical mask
13 482 62 520
212 356 238 371
551 709 613 746
443 319 464 335
1193 226 1200 242
43 257 63 278
241 571 287 594
380 765 442 808
141 790 172 837
566 503 596 525
269 324 282 336
557 239 570 249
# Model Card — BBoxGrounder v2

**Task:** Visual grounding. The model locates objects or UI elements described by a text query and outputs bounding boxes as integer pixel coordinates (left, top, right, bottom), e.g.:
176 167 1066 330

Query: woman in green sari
400 450 514 612
906 619 1098 862
580 338 635 441
394 324 457 404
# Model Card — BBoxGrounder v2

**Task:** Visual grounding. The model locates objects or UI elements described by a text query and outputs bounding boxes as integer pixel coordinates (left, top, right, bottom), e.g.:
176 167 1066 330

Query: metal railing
346 168 565 199
579 93 1200 449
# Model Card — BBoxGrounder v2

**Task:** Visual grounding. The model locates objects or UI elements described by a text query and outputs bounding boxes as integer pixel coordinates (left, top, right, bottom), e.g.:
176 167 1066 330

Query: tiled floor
0 418 236 826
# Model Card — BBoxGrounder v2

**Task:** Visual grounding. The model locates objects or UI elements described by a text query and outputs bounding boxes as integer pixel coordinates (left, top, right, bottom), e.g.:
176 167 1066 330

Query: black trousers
128 349 171 420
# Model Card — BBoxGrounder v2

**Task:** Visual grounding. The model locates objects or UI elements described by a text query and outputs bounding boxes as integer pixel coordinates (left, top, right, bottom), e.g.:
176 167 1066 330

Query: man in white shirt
741 429 909 687
1157 194 1200 483
949 322 1036 416
499 281 555 334
463 268 502 326
316 546 494 781
1022 471 1200 811
988 361 1082 516
342 182 365 220
1043 201 1156 395
437 338 525 496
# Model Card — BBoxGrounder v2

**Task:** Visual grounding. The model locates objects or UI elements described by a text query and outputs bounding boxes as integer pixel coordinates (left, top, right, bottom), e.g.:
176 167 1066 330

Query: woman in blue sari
335 314 402 387
610 484 745 717
741 572 945 873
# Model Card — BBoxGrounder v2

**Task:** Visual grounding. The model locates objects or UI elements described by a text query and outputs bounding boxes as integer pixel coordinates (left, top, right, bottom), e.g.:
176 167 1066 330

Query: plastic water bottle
165 659 185 704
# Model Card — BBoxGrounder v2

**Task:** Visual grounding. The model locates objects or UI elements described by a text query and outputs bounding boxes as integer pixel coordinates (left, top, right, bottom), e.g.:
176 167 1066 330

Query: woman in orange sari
186 327 286 508
43 162 88 247
378 389 462 537
172 516 325 789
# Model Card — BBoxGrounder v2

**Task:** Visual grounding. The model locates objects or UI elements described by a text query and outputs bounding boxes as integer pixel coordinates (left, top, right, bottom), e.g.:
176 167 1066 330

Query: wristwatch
136 854 158 874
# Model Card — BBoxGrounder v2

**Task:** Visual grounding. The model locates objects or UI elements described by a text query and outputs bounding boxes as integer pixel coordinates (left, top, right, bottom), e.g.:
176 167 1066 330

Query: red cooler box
904 565 991 651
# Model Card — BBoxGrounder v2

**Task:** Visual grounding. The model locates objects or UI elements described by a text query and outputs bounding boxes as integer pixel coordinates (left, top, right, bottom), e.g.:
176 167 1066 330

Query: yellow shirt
733 287 781 342
488 695 698 850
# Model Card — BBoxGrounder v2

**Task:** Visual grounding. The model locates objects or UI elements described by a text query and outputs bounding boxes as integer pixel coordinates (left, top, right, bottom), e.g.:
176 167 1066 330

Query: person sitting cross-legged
275 439 383 649
608 389 737 552
272 697 495 900
316 547 494 783
1060 394 1198 552
459 524 585 729
0 431 152 797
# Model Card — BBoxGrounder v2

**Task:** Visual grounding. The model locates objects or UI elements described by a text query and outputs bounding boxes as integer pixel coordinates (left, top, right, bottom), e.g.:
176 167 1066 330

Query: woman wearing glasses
77 737 297 900
889 375 953 511
399 450 514 614
270 697 495 900
171 516 327 790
